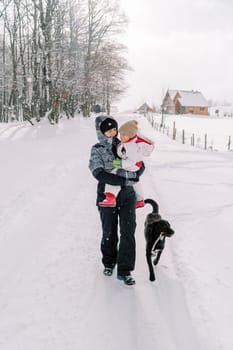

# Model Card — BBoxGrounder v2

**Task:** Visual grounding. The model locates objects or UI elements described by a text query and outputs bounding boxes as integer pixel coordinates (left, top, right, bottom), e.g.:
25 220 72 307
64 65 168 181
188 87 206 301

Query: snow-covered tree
0 0 128 122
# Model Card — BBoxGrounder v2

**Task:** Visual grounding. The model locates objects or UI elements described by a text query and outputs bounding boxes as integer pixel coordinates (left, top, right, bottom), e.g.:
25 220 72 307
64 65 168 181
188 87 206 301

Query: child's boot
99 192 116 207
136 199 145 208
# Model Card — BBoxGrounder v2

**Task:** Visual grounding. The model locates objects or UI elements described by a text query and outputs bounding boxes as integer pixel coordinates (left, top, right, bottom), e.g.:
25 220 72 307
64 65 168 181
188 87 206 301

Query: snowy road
0 115 232 349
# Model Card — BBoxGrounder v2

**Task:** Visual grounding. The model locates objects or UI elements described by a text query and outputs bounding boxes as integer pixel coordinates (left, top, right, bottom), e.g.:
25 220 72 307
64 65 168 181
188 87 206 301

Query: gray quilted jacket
89 115 118 174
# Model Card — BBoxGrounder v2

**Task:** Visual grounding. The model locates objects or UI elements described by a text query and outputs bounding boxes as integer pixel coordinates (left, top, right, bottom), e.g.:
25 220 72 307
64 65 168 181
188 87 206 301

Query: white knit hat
119 120 138 138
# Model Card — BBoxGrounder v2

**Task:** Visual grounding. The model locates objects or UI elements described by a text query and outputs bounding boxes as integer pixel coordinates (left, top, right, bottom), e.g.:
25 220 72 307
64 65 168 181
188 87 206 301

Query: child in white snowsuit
99 120 154 208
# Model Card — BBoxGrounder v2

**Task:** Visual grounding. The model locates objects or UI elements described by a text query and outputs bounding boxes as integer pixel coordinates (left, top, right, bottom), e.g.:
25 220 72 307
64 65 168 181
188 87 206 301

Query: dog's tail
144 199 159 214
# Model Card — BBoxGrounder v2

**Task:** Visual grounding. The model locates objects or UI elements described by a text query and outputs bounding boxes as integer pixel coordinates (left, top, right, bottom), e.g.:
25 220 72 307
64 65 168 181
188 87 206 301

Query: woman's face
104 127 117 138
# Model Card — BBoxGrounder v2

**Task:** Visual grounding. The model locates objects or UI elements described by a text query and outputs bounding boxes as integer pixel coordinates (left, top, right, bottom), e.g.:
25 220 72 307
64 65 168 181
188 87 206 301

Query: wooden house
162 90 209 115
137 103 152 114
161 90 178 114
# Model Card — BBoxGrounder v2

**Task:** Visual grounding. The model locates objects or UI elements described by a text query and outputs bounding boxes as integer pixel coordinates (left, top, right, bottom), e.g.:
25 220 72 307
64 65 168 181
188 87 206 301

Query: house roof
168 90 209 107
137 103 151 110
167 90 179 100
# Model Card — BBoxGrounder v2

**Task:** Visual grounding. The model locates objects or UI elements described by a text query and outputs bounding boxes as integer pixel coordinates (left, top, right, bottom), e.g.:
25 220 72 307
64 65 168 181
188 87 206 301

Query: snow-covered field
149 112 233 152
0 113 232 350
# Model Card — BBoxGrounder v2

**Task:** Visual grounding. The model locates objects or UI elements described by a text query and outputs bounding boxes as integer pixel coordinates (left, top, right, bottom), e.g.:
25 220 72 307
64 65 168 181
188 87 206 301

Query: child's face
104 127 117 138
120 132 130 143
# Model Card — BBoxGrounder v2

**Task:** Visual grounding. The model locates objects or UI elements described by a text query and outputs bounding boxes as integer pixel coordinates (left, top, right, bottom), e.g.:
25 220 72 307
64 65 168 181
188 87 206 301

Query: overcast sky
118 0 233 111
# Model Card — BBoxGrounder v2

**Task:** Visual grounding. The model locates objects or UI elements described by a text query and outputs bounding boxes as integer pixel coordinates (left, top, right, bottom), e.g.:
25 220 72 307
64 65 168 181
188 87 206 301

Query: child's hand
113 159 122 168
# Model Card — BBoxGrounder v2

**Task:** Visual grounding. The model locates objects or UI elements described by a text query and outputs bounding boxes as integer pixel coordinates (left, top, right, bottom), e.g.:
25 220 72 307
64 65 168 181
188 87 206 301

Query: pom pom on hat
100 117 118 134
119 120 138 138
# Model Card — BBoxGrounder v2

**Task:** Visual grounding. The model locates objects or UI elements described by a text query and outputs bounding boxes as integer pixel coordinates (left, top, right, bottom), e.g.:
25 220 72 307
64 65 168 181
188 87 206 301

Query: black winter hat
100 117 118 134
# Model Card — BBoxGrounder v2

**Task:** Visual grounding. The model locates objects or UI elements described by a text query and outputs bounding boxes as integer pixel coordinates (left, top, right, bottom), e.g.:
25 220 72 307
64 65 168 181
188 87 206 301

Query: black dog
144 199 175 281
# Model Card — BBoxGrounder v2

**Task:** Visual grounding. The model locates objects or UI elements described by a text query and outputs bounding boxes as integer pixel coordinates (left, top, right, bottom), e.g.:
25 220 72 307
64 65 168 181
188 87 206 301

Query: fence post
191 133 195 146
204 134 207 150
172 122 176 140
228 136 231 150
182 129 185 144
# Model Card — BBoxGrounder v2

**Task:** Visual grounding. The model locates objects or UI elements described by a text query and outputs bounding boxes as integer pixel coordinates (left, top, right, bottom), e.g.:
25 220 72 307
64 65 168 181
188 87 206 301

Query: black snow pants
98 186 136 276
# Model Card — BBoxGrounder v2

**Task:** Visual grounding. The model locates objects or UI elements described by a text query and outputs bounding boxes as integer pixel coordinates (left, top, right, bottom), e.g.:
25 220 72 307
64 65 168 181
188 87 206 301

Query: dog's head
156 219 175 237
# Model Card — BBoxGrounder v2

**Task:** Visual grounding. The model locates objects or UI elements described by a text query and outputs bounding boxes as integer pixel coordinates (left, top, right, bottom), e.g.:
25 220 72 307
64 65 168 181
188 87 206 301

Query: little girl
99 120 154 208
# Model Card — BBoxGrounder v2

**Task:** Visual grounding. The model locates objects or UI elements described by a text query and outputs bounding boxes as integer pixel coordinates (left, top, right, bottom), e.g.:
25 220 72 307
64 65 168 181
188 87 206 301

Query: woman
89 115 144 285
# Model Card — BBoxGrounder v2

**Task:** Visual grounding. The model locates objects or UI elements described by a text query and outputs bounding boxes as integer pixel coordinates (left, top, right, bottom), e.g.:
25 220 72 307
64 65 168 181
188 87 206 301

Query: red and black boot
99 192 116 207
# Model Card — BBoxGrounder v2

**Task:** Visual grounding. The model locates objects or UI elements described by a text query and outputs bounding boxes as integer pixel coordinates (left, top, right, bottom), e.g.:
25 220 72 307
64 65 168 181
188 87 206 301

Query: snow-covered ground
149 112 233 152
0 113 232 350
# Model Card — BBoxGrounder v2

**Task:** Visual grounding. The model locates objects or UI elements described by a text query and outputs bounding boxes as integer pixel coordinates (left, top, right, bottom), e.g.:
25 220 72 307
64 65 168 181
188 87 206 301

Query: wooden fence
146 113 232 152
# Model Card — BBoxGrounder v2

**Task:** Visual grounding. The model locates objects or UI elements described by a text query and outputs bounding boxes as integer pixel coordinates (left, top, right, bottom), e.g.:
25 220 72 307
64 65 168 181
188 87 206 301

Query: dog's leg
153 250 163 266
146 243 156 281
152 236 165 266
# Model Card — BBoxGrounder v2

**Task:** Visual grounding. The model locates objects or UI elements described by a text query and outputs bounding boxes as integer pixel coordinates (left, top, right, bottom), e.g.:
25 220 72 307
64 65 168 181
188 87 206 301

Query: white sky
118 0 233 111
